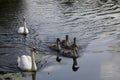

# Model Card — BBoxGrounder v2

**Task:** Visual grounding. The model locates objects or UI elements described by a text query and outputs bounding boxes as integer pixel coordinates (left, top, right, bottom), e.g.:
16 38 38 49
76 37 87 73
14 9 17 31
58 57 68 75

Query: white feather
18 55 32 71
17 52 37 71
18 27 29 34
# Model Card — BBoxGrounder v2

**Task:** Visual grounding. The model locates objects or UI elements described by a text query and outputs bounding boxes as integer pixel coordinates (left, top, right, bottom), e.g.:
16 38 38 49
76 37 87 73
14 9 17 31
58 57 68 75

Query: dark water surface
0 0 120 80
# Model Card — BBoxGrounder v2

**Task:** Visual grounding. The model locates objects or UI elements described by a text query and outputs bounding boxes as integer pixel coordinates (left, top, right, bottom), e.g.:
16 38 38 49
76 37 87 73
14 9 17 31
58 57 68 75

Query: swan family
49 35 80 71
17 17 79 72
49 35 79 58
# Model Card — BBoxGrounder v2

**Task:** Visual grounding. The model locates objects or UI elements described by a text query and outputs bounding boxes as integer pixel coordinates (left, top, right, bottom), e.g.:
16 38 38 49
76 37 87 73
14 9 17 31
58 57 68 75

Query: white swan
18 16 29 35
17 47 37 71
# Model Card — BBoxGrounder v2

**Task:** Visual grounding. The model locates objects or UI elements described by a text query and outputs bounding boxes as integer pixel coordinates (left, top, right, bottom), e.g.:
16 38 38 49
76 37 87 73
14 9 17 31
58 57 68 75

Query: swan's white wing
18 27 29 34
26 56 31 62
26 55 32 69
18 55 32 71
18 27 24 33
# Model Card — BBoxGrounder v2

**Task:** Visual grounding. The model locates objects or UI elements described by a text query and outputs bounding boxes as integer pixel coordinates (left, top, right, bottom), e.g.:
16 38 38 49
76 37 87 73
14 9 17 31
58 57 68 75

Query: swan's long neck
31 51 36 71
73 38 77 46
66 35 70 46
74 39 76 45
24 18 27 34
56 38 61 50
66 35 68 41
57 41 61 50
73 48 77 58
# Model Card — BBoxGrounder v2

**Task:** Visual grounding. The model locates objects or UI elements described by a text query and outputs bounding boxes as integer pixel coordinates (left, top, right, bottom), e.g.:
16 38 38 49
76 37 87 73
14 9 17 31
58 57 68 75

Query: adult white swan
17 47 37 71
18 16 29 35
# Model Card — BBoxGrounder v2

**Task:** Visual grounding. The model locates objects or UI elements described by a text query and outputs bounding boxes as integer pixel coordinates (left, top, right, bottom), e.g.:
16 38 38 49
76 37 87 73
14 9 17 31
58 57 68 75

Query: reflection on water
0 0 32 74
32 72 36 80
0 0 25 31
0 71 36 80
56 56 62 63
72 57 79 71
0 0 120 80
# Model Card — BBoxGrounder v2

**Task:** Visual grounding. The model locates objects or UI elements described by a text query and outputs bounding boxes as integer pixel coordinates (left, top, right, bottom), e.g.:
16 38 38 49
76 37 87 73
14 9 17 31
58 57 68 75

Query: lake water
0 0 120 80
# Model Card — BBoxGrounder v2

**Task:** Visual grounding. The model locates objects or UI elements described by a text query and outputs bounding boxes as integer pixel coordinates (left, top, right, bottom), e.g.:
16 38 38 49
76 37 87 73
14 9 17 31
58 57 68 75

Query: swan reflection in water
72 57 79 72
56 55 62 63
20 71 37 80
56 55 79 72
32 72 36 80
